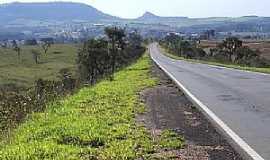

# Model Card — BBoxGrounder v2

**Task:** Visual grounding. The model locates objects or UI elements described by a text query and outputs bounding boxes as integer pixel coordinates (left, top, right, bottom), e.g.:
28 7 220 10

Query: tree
31 49 41 64
234 46 258 62
77 39 108 84
40 38 54 54
163 33 186 56
41 42 52 54
12 40 21 61
165 33 181 44
179 41 191 57
128 30 143 49
221 37 243 61
105 27 126 78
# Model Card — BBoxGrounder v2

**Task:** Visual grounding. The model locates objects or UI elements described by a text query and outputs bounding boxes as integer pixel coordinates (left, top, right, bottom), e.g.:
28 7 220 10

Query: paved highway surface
150 43 270 160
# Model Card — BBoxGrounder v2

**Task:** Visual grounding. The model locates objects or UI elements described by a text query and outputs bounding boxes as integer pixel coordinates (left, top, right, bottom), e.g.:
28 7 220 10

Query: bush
0 72 78 134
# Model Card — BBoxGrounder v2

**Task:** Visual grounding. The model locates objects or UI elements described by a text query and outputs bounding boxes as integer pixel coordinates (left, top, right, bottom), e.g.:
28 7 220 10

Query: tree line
160 34 270 67
77 27 145 84
160 34 206 59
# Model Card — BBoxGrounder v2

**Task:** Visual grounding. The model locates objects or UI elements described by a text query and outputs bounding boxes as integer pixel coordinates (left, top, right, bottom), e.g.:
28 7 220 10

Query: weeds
0 54 184 159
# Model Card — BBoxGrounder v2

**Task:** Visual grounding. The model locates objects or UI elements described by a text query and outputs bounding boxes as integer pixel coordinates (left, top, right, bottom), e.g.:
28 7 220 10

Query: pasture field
0 44 79 88
0 54 184 159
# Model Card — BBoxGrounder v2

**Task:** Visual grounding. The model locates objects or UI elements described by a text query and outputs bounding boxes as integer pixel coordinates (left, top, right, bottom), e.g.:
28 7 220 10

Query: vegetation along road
150 43 270 160
0 54 187 159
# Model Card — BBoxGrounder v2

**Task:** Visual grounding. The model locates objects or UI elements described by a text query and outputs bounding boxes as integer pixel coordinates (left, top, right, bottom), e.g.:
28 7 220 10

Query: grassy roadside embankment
161 47 270 74
0 54 183 159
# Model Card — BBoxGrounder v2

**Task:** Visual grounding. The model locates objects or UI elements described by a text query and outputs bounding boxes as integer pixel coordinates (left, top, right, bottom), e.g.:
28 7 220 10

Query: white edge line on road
206 64 269 76
150 47 265 160
158 45 269 76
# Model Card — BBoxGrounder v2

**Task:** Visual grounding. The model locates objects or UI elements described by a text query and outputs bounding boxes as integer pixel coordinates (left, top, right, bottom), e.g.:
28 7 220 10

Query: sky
0 0 270 18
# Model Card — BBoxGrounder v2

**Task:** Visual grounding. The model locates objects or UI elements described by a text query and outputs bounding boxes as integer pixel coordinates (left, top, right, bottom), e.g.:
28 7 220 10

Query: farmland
0 44 79 88
200 40 270 60
245 41 270 60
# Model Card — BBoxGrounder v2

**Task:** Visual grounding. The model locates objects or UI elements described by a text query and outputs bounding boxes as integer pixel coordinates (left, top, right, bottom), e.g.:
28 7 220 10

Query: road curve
149 43 270 160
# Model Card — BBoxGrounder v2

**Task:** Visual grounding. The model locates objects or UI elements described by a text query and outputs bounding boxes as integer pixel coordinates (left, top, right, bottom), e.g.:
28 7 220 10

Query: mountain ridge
0 2 118 22
0 2 268 21
0 2 270 32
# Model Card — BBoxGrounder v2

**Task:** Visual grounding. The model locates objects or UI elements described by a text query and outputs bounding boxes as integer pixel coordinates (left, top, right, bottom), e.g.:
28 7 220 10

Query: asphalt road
150 43 270 160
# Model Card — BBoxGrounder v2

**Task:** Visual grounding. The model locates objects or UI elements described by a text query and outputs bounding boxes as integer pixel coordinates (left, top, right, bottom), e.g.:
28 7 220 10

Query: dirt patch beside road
138 62 243 160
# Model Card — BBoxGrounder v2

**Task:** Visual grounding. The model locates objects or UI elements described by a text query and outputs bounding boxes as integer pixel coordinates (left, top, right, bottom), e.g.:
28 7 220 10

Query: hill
0 2 270 33
136 11 188 23
134 11 270 32
0 2 117 23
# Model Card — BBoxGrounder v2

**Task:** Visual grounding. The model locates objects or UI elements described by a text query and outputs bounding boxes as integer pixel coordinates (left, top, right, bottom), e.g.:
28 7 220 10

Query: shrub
0 72 78 134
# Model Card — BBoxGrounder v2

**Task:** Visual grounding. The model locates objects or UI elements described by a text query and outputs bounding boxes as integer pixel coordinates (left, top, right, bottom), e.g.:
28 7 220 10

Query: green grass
0 44 79 88
0 54 184 160
158 130 184 150
161 47 270 74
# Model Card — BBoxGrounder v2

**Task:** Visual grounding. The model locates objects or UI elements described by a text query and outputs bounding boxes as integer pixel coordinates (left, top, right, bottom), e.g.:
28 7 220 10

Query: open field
0 44 79 88
200 40 270 60
0 54 184 159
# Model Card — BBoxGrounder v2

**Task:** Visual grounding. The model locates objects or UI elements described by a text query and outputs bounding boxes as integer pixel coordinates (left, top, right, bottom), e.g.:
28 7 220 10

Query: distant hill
136 11 188 22
0 2 117 23
0 2 270 33
134 11 270 32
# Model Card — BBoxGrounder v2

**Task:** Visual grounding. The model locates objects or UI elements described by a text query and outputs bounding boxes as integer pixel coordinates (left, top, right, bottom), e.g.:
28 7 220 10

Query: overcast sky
1 0 269 18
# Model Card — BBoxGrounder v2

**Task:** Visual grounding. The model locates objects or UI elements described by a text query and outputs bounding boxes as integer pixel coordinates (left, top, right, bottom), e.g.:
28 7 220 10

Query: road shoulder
138 61 243 159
